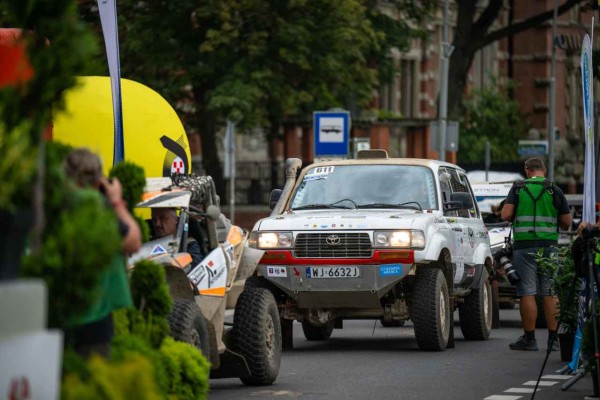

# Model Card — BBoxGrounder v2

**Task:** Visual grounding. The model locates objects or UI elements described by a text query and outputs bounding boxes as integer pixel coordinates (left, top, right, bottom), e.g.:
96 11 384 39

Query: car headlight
249 231 293 249
373 230 425 249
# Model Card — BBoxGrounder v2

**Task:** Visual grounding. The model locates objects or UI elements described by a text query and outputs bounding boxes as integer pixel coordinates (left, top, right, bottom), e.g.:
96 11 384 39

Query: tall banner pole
566 31 596 378
97 0 125 165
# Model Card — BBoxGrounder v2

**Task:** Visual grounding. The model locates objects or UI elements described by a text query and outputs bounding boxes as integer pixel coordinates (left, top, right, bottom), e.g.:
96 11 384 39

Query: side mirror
269 189 282 210
445 192 474 211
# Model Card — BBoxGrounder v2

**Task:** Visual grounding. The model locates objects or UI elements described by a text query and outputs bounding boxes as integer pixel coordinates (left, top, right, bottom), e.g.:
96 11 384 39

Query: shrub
109 161 146 210
21 189 121 328
160 337 210 400
130 259 173 318
62 353 162 400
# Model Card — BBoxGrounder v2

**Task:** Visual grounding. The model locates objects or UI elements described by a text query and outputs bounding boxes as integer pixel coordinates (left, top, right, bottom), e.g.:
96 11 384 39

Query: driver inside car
151 207 204 267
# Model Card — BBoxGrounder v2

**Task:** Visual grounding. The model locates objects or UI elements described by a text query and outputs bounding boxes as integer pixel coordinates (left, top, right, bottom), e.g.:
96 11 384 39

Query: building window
399 58 416 118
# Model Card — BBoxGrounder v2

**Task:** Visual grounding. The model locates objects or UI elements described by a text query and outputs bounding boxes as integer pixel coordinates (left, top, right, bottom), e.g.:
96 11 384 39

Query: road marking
542 374 572 380
484 395 522 400
523 380 558 386
504 388 538 393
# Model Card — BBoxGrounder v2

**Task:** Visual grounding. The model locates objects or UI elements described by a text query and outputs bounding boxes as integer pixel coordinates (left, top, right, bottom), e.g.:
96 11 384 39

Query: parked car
247 149 494 352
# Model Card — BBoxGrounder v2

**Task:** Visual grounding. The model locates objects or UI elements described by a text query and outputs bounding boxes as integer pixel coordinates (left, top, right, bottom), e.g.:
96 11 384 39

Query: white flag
97 0 124 165
581 34 596 224
223 121 236 179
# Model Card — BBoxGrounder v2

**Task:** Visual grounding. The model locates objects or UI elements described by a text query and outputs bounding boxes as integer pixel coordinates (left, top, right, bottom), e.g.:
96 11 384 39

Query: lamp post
438 0 453 162
547 0 558 181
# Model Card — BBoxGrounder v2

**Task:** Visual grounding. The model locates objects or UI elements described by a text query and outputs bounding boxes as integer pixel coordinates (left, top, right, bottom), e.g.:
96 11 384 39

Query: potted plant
536 244 581 361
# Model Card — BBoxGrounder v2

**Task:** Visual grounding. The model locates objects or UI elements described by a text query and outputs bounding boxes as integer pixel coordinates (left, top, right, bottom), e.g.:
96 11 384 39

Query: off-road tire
168 300 210 359
412 267 450 351
233 287 281 386
459 271 493 340
536 294 547 329
379 318 406 327
301 321 334 340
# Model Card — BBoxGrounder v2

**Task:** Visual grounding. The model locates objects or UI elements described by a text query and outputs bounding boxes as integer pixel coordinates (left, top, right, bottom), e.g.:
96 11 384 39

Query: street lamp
547 0 559 181
438 0 454 162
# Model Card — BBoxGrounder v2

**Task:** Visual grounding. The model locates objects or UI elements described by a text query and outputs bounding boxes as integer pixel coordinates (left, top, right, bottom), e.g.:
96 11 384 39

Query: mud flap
209 349 251 379
282 319 294 351
447 298 455 349
491 281 500 329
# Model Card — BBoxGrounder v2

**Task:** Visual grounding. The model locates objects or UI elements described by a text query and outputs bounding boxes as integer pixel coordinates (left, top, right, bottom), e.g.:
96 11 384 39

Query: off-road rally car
247 150 494 351
128 174 281 385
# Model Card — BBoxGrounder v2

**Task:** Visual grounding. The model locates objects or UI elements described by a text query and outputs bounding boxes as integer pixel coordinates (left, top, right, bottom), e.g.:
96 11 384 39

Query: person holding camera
64 148 142 357
501 157 572 351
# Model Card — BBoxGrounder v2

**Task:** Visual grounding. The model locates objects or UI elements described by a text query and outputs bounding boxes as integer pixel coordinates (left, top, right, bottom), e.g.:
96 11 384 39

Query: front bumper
257 249 414 309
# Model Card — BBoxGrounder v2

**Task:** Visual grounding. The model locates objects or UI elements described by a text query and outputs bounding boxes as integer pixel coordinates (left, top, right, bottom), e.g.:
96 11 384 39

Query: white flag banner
223 121 236 179
97 0 124 165
581 34 596 224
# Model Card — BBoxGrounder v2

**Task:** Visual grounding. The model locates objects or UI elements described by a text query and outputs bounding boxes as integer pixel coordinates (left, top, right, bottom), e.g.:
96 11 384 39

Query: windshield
290 165 438 210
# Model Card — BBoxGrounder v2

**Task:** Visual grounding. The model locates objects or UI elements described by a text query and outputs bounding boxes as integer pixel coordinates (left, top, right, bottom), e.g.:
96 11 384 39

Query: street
210 309 595 400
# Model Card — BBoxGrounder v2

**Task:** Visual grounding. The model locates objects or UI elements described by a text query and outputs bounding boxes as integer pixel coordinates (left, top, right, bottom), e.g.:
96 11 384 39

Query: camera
494 245 520 286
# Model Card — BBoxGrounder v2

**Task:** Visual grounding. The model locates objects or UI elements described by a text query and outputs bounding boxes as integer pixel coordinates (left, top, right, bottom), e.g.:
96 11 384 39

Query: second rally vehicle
248 149 495 351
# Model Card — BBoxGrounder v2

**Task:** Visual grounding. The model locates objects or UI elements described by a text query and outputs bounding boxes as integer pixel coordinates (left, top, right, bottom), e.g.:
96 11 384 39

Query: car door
439 167 479 287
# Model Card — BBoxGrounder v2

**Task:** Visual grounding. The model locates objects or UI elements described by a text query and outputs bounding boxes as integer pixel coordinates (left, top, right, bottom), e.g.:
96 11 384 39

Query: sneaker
548 338 559 352
509 335 539 351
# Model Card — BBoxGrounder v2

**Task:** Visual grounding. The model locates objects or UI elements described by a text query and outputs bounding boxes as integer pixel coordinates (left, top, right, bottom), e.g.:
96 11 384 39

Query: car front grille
294 232 372 258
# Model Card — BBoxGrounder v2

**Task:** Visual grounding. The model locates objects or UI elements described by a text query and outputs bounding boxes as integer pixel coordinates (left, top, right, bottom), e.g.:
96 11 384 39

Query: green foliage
458 79 530 164
109 161 146 210
20 189 121 328
62 353 162 400
366 0 433 82
111 331 169 393
159 337 210 400
0 0 96 210
130 259 173 318
0 122 36 210
135 214 151 243
535 244 580 334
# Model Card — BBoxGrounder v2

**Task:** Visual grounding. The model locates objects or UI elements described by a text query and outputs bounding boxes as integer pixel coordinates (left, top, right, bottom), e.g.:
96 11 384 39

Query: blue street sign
313 111 350 157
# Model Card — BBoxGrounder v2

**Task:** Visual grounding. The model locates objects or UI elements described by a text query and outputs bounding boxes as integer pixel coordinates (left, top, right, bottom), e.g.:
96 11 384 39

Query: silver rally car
247 150 494 351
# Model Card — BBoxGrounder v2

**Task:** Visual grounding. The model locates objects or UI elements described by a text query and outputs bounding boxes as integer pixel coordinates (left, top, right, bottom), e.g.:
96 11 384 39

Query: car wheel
459 270 493 340
233 287 281 386
412 267 450 351
301 320 334 340
168 299 210 359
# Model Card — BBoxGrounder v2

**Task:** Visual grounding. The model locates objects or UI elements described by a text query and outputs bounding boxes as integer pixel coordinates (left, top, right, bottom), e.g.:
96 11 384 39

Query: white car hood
257 209 429 231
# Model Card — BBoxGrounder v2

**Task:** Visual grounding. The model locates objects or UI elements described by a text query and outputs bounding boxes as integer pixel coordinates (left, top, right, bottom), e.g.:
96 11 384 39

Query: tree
448 0 589 119
457 80 529 164
78 0 430 196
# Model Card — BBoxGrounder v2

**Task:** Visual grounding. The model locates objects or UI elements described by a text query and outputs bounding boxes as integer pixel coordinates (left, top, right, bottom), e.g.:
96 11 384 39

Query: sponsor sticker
151 244 167 255
267 266 287 277
379 264 403 277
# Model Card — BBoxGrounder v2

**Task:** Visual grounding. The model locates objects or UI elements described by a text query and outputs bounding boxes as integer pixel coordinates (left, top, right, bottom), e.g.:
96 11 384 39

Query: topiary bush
109 161 146 210
109 161 149 242
21 188 121 328
130 259 173 318
62 353 162 400
159 337 210 400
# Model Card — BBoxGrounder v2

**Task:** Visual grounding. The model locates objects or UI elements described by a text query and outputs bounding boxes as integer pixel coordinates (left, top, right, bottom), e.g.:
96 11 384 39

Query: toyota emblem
326 234 341 245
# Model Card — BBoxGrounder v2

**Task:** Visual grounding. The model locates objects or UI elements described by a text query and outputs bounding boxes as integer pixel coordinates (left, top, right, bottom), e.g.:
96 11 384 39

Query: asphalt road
209 309 598 400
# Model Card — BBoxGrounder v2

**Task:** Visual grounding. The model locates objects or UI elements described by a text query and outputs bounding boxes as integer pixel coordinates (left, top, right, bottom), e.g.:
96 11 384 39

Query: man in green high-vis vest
501 158 572 351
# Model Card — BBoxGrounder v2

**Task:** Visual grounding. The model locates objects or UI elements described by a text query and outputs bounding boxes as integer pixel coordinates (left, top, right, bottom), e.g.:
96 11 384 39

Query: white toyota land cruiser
247 150 494 351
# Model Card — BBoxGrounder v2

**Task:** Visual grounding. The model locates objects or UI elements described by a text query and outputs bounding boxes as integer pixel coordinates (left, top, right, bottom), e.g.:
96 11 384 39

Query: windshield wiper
292 203 354 210
357 201 422 211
